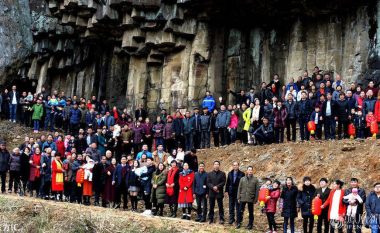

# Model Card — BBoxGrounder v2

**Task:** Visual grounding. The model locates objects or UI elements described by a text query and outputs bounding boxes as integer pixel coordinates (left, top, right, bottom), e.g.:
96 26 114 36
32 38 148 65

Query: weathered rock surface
2 0 380 114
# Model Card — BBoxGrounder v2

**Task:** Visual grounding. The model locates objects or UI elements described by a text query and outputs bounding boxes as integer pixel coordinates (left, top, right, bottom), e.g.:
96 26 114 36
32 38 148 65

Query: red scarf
166 167 179 196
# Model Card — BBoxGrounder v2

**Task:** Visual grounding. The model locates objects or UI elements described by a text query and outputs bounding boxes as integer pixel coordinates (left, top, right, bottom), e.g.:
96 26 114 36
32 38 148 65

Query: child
260 178 273 213
343 188 363 217
265 180 281 233
83 158 94 182
366 111 377 137
310 106 323 139
354 111 366 139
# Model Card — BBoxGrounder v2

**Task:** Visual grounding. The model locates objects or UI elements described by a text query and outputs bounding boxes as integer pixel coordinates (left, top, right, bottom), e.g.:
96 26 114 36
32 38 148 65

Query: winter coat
236 175 260 203
236 109 245 133
229 90 248 105
200 114 211 131
216 110 231 128
192 114 202 132
151 171 167 204
263 104 273 121
296 99 312 118
225 170 245 196
112 164 131 187
266 188 281 213
322 189 347 220
42 141 57 152
178 169 194 204
132 126 144 144
207 170 226 198
281 185 299 218
32 104 44 120
40 154 52 181
104 116 115 128
202 95 216 112
364 97 377 115
229 113 239 129
85 147 102 163
354 115 366 130
9 153 21 171
343 187 366 215
182 117 193 135
172 118 184 136
243 108 252 131
284 100 297 120
297 185 316 216
322 100 337 118
273 106 287 128
336 99 349 121
140 165 156 194
29 153 41 181
0 150 10 172
193 171 208 196
85 111 96 127
152 122 164 138
69 108 82 125
163 122 174 140
152 150 169 166
365 191 380 226
19 152 30 180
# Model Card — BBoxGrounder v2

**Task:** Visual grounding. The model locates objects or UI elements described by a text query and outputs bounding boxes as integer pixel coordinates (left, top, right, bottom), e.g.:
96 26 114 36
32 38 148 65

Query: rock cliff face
2 0 380 113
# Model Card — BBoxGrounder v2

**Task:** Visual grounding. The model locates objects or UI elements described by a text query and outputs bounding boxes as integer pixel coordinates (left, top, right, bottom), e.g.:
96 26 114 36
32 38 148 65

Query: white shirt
330 190 342 220
251 106 260 121
326 101 331 116
11 91 17 105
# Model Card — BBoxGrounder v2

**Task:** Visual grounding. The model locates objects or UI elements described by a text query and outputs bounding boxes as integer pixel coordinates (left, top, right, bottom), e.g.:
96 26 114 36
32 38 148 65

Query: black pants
39 178 51 198
201 130 210 148
317 211 330 233
64 181 72 200
346 214 363 233
253 132 273 145
284 217 295 233
324 116 336 140
70 123 80 136
133 143 142 158
219 127 229 146
193 131 201 149
196 194 208 219
20 178 28 195
337 119 348 139
143 136 153 151
0 171 6 193
266 212 277 231
123 143 132 155
143 193 152 210
30 178 41 196
9 170 20 192
286 118 297 142
115 182 128 208
228 194 239 222
74 184 83 203
164 139 175 153
237 202 254 225
240 130 248 144
212 131 219 147
303 215 315 233
299 116 310 141
274 127 285 143
208 196 224 221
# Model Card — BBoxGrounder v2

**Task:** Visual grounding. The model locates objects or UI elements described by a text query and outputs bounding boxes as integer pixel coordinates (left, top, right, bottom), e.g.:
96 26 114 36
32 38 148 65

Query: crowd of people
0 67 379 232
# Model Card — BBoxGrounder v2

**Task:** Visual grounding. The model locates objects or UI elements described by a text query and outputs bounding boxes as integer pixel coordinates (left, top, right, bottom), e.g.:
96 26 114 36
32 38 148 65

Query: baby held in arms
343 188 363 217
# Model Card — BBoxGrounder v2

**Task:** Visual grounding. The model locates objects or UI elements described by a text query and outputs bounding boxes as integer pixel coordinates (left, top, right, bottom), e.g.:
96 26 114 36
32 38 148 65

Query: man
365 182 380 233
85 107 97 129
192 107 202 149
336 93 349 139
135 104 147 120
229 89 248 106
193 162 208 222
296 91 312 141
69 103 82 136
322 93 337 140
19 91 31 126
207 161 226 224
136 144 153 160
315 178 331 233
121 125 133 155
253 117 274 145
200 107 211 149
236 166 259 230
99 100 110 116
44 96 54 131
112 156 130 209
93 155 108 206
202 91 216 112
225 162 245 225
183 111 194 151
42 134 57 152
284 93 297 142
0 142 10 193
344 178 366 233
40 147 53 200
152 144 168 166
8 85 19 123
85 143 102 163
216 105 231 146
365 80 379 97
104 111 115 129
85 128 97 147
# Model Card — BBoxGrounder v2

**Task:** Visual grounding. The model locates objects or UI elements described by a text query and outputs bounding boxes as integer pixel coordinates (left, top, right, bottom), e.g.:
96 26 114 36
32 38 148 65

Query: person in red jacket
178 162 194 220
55 135 65 159
266 180 281 233
321 180 346 233
51 152 64 201
374 92 380 123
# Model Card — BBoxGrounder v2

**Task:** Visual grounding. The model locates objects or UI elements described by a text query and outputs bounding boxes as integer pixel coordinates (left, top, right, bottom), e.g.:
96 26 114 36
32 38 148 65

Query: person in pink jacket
265 180 281 233
228 110 239 143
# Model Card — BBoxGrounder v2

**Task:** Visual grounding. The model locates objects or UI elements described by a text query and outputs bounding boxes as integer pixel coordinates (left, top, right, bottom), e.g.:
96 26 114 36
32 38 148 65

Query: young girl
128 160 140 211
266 180 281 233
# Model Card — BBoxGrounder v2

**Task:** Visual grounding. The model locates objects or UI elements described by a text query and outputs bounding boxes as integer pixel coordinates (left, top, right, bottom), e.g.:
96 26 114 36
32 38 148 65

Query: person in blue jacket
69 103 82 136
202 91 216 112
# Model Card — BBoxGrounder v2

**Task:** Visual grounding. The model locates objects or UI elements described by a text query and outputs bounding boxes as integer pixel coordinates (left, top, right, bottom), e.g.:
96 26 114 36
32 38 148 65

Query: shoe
228 219 234 225
246 224 253 230
181 214 186 219
219 220 224 225
186 215 191 220
236 223 241 229
8 190 12 194
195 217 201 222
209 219 214 224
13 120 16 123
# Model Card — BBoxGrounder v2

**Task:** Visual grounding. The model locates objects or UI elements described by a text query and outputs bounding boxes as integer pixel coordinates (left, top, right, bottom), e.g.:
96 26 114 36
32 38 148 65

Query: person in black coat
0 142 10 193
183 149 198 172
229 90 249 106
281 177 298 233
19 146 31 196
322 93 337 140
112 156 130 209
297 177 316 233
93 156 108 206
315 178 331 233
74 133 87 155
335 93 349 139
172 112 184 149
192 108 202 149
135 104 147 121
225 162 245 225
207 161 227 224
296 91 313 141
344 178 366 233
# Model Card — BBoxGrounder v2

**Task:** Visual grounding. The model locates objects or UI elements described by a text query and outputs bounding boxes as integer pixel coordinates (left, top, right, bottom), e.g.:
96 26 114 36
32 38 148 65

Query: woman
63 153 75 202
82 155 93 205
229 110 238 143
152 116 164 150
374 92 380 124
20 146 31 196
55 135 65 158
112 106 120 122
8 148 21 193
297 177 316 233
166 160 180 217
321 180 346 233
103 157 116 207
281 177 298 233
128 160 140 211
266 180 281 233
51 152 64 201
151 162 167 216
273 101 287 143
97 129 107 156
29 147 42 197
178 162 194 220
